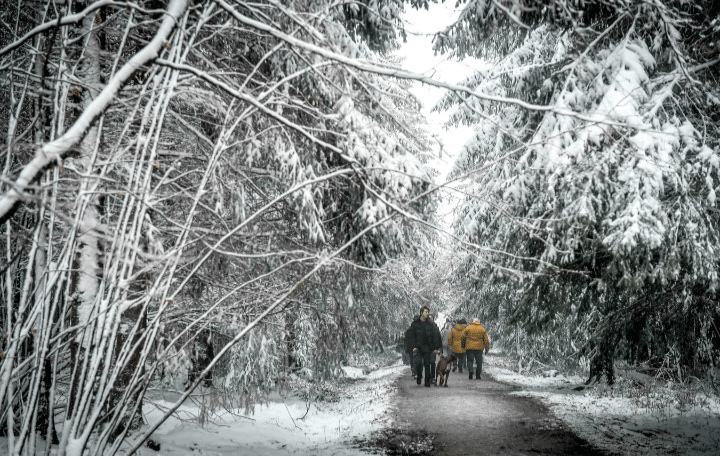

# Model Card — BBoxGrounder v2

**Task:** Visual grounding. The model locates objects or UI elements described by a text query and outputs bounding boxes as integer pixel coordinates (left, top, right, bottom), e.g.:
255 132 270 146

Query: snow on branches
443 0 720 382
448 17 720 283
0 1 436 455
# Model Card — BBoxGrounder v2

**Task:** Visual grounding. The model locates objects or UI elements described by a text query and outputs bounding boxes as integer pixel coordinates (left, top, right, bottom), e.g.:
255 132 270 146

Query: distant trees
442 0 720 384
0 0 439 454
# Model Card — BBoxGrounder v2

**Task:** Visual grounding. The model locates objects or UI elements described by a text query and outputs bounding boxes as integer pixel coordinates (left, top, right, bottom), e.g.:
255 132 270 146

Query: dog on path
435 353 457 387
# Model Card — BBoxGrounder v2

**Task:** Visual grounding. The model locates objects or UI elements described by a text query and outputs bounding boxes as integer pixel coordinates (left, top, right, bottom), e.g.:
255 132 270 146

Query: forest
1 0 719 455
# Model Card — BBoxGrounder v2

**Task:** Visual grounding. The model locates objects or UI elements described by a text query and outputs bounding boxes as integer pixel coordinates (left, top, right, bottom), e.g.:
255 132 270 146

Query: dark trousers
405 352 417 376
412 351 433 381
452 351 467 370
466 350 484 376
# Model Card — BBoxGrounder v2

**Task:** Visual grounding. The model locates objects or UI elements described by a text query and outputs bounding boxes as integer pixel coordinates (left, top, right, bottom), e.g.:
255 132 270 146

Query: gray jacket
441 326 452 348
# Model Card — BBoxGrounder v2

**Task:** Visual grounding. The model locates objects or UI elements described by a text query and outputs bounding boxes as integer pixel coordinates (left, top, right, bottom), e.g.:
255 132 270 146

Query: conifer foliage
444 0 720 384
0 0 437 454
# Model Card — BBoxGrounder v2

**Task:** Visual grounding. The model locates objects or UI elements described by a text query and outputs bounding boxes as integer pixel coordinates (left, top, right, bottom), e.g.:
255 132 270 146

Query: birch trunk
63 4 104 454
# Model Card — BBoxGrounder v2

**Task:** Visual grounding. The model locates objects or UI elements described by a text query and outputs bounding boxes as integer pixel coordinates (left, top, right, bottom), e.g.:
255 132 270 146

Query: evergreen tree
443 0 720 383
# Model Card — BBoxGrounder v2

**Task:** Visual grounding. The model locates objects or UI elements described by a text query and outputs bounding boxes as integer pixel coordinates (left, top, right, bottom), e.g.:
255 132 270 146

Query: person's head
457 318 467 325
419 305 430 321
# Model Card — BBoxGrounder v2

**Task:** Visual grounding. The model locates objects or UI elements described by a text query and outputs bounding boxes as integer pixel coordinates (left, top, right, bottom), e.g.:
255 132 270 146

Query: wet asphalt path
389 360 611 456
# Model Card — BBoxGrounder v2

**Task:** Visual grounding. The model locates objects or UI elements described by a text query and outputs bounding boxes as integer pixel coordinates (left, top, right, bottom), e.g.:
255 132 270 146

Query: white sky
396 2 487 182
396 2 488 227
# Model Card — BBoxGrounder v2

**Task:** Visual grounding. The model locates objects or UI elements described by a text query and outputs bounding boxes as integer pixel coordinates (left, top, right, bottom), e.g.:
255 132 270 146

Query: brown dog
435 353 457 387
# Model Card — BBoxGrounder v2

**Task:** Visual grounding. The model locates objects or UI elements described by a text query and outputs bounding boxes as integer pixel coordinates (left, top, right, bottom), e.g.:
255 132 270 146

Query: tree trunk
63 2 104 450
109 253 148 441
586 338 615 385
187 330 214 389
33 225 58 445
36 358 59 445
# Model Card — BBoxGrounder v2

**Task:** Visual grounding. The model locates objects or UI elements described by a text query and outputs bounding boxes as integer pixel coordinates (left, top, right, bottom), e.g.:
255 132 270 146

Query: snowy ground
129 351 720 456
121 364 404 456
0 362 405 456
483 351 720 456
3 352 719 455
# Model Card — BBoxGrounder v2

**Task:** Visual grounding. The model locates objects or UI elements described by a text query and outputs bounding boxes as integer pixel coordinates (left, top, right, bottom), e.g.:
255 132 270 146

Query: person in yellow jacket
448 318 467 373
461 318 490 380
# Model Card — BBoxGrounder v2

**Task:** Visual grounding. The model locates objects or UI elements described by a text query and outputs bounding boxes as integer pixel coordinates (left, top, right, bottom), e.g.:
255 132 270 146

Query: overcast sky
396 2 487 225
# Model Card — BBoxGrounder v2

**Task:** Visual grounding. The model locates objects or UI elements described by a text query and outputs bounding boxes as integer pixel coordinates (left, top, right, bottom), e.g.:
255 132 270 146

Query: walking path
389 357 611 456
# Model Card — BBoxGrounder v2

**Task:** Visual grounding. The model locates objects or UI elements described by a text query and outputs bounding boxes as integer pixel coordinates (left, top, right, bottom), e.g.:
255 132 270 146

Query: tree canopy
2 1 720 455
443 0 720 384
0 0 440 454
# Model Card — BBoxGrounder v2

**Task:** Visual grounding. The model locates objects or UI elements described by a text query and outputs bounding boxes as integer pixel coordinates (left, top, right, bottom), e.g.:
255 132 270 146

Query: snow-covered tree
443 0 720 383
0 0 439 454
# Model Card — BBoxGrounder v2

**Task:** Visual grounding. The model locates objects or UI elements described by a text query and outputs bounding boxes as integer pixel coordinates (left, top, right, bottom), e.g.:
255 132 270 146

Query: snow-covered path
115 351 720 456
6 352 710 456
389 364 607 455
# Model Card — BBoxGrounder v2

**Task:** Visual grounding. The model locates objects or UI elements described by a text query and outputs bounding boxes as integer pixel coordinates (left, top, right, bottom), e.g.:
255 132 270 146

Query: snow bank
124 363 404 456
485 352 720 455
340 366 366 379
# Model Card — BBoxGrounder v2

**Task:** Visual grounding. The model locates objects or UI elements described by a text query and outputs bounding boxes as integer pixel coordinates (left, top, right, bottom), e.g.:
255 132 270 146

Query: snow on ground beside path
118 363 404 456
484 350 720 456
0 363 403 456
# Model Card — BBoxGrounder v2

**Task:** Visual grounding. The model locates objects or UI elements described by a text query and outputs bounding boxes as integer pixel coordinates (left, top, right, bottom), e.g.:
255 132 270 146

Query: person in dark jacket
407 305 442 387
404 316 420 378
398 328 410 367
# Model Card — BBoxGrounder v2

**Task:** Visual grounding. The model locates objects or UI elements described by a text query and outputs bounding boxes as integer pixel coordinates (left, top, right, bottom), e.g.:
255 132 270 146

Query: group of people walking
403 305 491 387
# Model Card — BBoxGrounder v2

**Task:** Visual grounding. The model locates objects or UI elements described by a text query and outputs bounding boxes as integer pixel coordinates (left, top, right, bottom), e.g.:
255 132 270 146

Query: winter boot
476 375 482 380
417 376 422 385
459 367 463 373
452 366 457 372
424 379 431 387
469 372 473 380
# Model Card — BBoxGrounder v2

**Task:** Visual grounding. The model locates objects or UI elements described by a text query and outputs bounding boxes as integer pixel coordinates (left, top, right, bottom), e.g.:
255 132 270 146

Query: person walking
440 322 453 357
407 305 441 387
404 316 419 378
461 318 490 380
428 313 442 385
448 318 467 373
398 331 410 367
